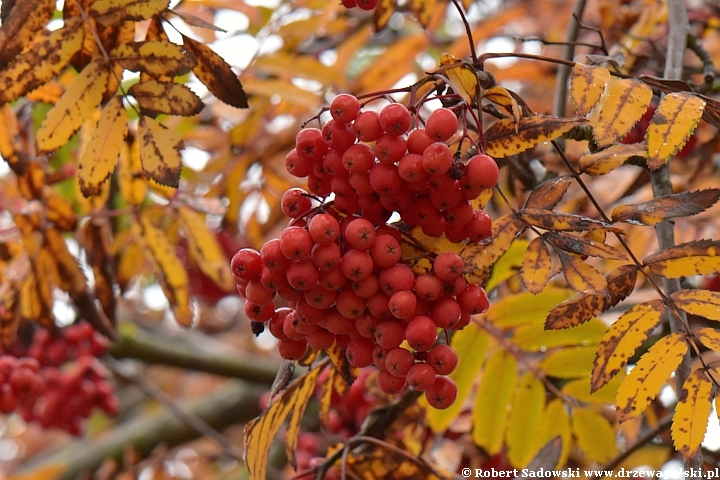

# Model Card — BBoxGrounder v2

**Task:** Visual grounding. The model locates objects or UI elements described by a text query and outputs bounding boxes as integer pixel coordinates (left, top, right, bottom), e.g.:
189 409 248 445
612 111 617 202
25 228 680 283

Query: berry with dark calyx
369 163 403 195
335 289 366 319
466 209 493 242
425 108 458 142
231 248 262 282
385 348 414 377
458 284 490 315
379 104 412 135
374 134 407 165
378 263 415 295
433 252 464 282
322 119 356 151
260 239 291 272
311 242 342 271
344 218 376 250
374 320 406 350
342 249 374 281
280 226 313 260
398 153 426 183
407 128 433 154
427 344 458 375
342 143 375 174
425 375 457 409
388 290 417 320
281 188 312 219
429 296 461 328
422 142 453 176
330 94 361 123
406 362 435 391
370 234 401 268
346 338 375 367
278 337 309 360
295 128 328 162
405 315 438 351
286 259 320 290
286 149 312 178
465 153 499 189
378 369 406 394
353 111 384 142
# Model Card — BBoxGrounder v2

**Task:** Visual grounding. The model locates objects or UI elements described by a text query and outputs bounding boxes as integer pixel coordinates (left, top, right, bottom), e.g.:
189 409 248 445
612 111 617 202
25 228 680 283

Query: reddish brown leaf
524 175 573 210
545 292 606 330
545 231 627 260
462 213 525 286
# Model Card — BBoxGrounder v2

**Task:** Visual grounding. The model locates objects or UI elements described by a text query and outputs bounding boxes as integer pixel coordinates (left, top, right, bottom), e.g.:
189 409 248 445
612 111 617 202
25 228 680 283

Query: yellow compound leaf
37 60 109 152
426 323 488 431
19 273 42 321
486 288 574 327
694 327 720 353
177 206 234 292
91 0 168 26
520 208 620 233
0 0 56 66
647 92 705 170
483 86 521 125
0 104 25 166
472 351 517 454
578 142 647 176
524 175 573 210
538 399 571 469
118 139 147 205
671 368 713 459
521 236 553 294
643 240 720 278
111 41 197 77
0 18 84 105
563 370 625 405
135 215 192 326
571 408 618 462
616 332 688 423
78 96 127 197
514 317 607 351
591 299 665 392
612 189 720 226
557 252 607 294
461 213 525 286
244 363 323 480
570 63 611 116
506 372 545 468
129 80 204 117
440 54 479 106
594 78 653 147
373 0 394 31
138 115 183 188
671 289 720 322
485 116 588 158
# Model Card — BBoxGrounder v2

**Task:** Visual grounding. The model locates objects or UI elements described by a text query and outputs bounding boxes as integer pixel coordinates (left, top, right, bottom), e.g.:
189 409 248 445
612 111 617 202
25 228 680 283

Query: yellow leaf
545 292 606 330
135 215 192 326
578 142 647 176
91 0 169 26
672 289 720 321
570 64 611 116
461 213 525 286
643 240 720 278
591 299 666 392
128 80 204 117
521 236 553 294
485 288 574 327
506 372 545 468
593 78 653 147
426 323 489 431
520 208 619 233
646 92 705 170
671 368 713 459
251 53 346 88
483 86 521 125
353 34 428 93
546 231 628 260
538 399 571 469
514 317 607 351
410 0 437 28
373 0 394 30
0 18 85 105
138 115 183 188
694 327 720 353
245 363 323 480
0 0 56 66
177 206 234 292
111 41 197 77
562 370 625 405
524 175 573 210
118 139 147 205
8 463 66 480
471 350 517 454
78 96 127 197
0 104 24 166
45 193 77 232
611 189 720 226
440 54 479 106
485 238 529 292
19 273 42 320
557 252 607 293
485 116 588 158
42 227 88 297
37 60 109 152
571 408 618 462
616 332 688 423
540 345 596 379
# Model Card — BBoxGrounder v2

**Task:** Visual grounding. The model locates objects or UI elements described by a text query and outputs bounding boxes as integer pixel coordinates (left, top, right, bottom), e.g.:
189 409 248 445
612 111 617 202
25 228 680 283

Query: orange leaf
591 299 666 392
693 327 720 353
520 208 620 233
557 251 607 293
521 237 553 294
485 116 588 158
183 35 248 108
643 240 720 278
671 368 713 459
611 189 720 226
593 78 653 147
570 64 611 116
524 175 573 210
671 289 720 322
578 142 647 176
616 332 688 423
647 92 705 170
440 54 479 106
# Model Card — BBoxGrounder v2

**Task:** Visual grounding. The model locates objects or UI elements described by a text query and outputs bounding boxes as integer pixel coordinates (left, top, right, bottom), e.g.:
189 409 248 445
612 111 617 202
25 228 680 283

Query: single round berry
278 337 309 360
465 154 499 189
429 296 462 328
346 338 375 367
344 218 376 250
335 289 366 319
388 290 417 320
295 128 328 162
427 344 458 375
374 134 408 165
311 242 342 271
352 274 380 298
322 119 356 151
367 292 392 319
280 226 313 260
342 249 374 281
405 315 438 351
308 213 340 245
231 248 262 282
414 273 444 302
245 280 276 306
370 234 401 268
281 188 312 218
353 111 383 142
369 163 402 195
379 104 412 135
466 209 492 242
374 320 406 350
385 348 414 377
425 108 458 142
378 263 415 295
398 153 426 183
307 328 336 350
356 0 379 11
425 375 457 409
286 149 312 177
458 284 490 315
407 128 433 154
422 142 453 176
286 259 319 290
378 369 406 394
342 143 374 173
433 252 464 282
329 94 361 123
406 362 436 391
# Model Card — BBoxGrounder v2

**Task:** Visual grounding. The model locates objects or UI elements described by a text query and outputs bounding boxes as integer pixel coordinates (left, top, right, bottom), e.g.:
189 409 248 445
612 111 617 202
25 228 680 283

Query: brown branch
601 414 673 472
552 0 589 123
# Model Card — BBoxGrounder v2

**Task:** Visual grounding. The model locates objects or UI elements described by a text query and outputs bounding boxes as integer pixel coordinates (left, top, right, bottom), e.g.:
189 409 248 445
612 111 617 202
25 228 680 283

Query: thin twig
552 0 589 126
601 414 673 472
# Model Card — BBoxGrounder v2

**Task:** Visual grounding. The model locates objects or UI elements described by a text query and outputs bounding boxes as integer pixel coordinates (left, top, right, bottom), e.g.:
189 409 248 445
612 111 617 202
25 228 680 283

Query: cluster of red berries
0 322 118 434
340 0 379 12
233 95 496 409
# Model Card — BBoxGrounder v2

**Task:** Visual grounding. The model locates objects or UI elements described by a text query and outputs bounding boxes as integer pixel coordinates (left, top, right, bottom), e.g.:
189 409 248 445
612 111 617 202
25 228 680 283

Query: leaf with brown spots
556 250 607 293
81 221 116 326
183 35 248 108
485 116 588 159
138 115 183 188
91 0 168 26
578 142 647 176
111 41 196 78
616 332 688 423
612 189 720 226
462 213 525 286
520 208 621 233
694 328 720 353
671 368 713 459
593 78 653 147
647 92 705 170
545 292 605 330
440 54 479 106
0 18 84 105
545 231 628 260
671 289 720 322
524 175 573 210
483 86 521 126
0 0 55 67
605 264 638 308
521 236 553 294
129 80 203 117
591 299 665 392
570 64 611 116
643 240 720 278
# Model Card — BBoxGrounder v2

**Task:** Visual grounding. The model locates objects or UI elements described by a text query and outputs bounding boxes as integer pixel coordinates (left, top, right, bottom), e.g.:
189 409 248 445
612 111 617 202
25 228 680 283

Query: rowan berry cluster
233 95 496 409
0 322 118 434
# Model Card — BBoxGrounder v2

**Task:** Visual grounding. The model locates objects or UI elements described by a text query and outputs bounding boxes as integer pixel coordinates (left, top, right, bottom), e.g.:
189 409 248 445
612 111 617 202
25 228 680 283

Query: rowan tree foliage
2 0 720 478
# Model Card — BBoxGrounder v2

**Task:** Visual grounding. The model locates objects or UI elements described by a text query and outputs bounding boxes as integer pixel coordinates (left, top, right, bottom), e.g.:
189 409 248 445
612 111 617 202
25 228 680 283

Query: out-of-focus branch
109 323 280 384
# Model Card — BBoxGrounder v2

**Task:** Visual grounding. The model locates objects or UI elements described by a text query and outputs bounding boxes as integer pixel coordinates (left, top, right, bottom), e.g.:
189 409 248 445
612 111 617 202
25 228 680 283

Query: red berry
245 280 276 306
260 239 291 272
407 128 433 154
311 242 342 271
425 108 458 142
244 300 275 322
369 234 401 268
388 290 417 320
330 94 361 123
465 154 499 189
344 218 376 250
295 128 328 162
322 119 356 151
458 284 489 315
429 296 461 328
367 292 392 318
286 258 320 290
398 153 426 183
427 344 458 375
379 104 411 135
378 263 415 295
346 338 375 367
335 290 366 319
422 142 453 175
374 134 407 165
342 249 374 281
307 328 336 350
425 375 457 409
433 252 464 282
405 315 438 351
378 369 406 394
280 226 313 260
281 188 312 218
353 111 383 142
352 275 380 298
406 362 435 391
466 209 492 242
385 348 414 377
374 320 406 350
414 273 443 301
342 143 374 173
231 248 262 282
369 163 402 195
278 337 309 360
286 149 313 177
